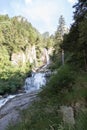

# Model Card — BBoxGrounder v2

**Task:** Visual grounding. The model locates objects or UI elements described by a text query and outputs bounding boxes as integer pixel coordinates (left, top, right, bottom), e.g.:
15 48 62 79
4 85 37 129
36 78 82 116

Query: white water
0 72 47 108
44 48 50 65
24 72 46 92
0 95 16 108
0 48 50 109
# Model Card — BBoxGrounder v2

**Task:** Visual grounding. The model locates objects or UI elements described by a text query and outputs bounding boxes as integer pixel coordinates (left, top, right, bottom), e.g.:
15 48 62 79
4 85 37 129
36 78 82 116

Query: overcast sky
0 0 77 34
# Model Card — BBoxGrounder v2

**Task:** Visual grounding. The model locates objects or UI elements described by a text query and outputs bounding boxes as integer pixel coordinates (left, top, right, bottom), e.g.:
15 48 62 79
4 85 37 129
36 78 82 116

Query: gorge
0 48 50 130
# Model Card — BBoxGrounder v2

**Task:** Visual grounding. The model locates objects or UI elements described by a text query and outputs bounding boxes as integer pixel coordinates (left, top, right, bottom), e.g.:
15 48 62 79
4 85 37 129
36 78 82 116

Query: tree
53 15 66 65
75 0 87 70
73 0 87 24
55 15 65 42
42 32 49 39
62 0 87 70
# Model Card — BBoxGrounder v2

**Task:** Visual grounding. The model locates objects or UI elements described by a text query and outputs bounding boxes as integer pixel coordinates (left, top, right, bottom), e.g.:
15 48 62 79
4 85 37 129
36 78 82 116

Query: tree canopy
61 0 87 70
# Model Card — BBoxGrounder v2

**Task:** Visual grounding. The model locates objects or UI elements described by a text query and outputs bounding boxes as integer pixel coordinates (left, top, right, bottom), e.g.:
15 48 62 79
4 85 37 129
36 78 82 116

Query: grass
7 99 87 130
6 67 87 130
7 100 62 130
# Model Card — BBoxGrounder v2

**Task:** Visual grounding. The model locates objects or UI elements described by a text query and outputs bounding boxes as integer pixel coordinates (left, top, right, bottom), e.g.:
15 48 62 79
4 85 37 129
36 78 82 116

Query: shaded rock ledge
0 91 38 130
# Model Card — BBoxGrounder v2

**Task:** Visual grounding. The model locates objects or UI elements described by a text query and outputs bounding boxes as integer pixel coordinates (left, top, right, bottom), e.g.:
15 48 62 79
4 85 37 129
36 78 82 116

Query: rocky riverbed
0 91 38 130
0 65 50 130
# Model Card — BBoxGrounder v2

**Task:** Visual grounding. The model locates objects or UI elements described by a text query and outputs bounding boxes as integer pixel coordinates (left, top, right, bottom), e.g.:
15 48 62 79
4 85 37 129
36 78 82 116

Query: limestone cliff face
11 46 52 66
26 45 37 64
11 45 36 66
11 51 26 65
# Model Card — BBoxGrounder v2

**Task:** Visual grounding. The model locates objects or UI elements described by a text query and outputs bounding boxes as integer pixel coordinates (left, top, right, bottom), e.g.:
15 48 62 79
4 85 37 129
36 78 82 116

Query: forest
0 14 54 95
0 0 87 130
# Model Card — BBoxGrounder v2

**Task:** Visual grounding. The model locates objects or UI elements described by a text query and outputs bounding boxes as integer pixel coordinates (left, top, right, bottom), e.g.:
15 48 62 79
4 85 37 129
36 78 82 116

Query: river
0 70 48 130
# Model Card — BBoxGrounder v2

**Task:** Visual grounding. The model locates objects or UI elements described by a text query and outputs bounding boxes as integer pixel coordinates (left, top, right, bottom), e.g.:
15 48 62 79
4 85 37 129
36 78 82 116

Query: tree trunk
83 49 87 71
62 49 64 65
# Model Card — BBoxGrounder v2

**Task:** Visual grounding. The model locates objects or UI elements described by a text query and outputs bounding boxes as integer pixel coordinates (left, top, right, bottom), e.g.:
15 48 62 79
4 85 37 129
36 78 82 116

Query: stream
0 48 50 130
0 72 46 109
0 70 48 130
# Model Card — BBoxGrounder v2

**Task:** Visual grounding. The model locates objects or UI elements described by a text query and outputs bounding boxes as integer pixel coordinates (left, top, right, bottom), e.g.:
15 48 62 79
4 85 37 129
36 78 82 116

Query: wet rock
3 94 8 98
0 95 2 99
0 91 38 130
17 89 26 94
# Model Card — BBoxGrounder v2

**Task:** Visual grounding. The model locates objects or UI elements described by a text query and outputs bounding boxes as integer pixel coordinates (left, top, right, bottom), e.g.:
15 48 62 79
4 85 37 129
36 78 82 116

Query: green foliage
74 110 87 130
61 0 87 70
40 65 75 100
0 46 10 66
56 65 75 88
55 15 65 37
42 33 54 49
59 110 87 130
1 1 87 129
0 15 43 56
0 64 29 95
53 15 67 63
7 89 87 130
0 14 49 95
7 100 62 130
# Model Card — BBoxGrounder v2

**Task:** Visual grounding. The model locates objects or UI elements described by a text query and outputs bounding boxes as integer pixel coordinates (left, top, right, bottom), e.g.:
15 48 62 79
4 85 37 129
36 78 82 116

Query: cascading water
44 48 50 65
0 48 50 108
0 71 47 108
0 95 16 108
24 72 46 92
24 48 50 92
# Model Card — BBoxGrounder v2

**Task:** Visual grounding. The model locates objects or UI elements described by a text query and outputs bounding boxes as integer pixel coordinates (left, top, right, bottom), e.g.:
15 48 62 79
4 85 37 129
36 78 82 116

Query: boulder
60 106 75 125
0 95 2 99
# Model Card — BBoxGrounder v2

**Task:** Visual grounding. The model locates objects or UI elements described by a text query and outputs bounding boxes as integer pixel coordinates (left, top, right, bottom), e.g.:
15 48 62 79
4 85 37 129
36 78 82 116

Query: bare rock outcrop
0 91 38 130
60 106 75 125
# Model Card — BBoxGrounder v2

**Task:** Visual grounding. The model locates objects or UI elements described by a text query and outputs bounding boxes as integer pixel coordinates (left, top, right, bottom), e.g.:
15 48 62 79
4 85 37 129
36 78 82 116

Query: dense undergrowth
7 64 87 130
0 63 30 95
1 0 87 129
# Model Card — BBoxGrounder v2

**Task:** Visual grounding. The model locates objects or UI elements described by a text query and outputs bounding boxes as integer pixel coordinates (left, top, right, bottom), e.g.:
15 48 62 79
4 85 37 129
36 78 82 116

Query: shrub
56 65 75 89
0 64 29 95
41 64 76 97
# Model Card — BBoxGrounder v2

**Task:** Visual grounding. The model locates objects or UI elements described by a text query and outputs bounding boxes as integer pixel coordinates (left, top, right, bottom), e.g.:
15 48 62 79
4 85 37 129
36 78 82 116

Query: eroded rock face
0 96 2 99
11 46 37 66
26 45 37 65
11 47 51 67
0 91 38 130
60 106 75 125
11 51 26 65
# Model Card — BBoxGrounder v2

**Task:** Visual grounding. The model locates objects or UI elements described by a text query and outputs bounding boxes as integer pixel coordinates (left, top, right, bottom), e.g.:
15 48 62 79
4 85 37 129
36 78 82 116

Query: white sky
0 0 77 34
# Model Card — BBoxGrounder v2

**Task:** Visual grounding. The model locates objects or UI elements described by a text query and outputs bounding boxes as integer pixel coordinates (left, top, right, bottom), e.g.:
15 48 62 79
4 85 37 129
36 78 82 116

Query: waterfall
41 48 50 68
0 67 47 108
24 72 46 92
44 48 50 65
0 95 16 108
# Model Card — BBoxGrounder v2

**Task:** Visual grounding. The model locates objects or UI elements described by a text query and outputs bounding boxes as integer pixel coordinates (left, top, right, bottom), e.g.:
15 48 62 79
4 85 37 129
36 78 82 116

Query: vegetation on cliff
0 0 87 129
0 15 54 95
